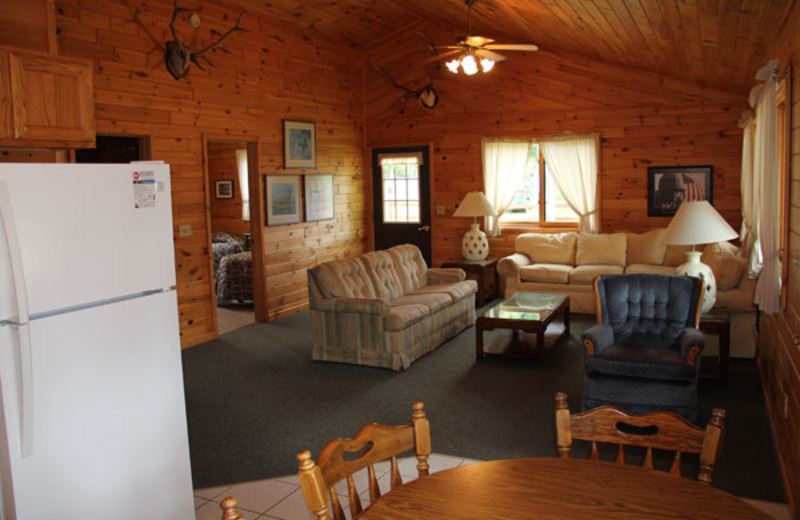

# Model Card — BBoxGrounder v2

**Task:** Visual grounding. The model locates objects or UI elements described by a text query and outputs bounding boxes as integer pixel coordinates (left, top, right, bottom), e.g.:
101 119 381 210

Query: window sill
499 222 579 234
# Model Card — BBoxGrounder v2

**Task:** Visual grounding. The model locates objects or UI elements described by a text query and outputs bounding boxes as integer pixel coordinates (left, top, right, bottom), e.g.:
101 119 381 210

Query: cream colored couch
497 229 758 357
307 244 478 371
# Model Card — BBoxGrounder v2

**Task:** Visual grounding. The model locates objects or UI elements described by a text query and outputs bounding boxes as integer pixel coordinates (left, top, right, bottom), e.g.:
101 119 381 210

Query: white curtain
539 134 600 232
738 112 761 276
236 149 250 221
481 139 530 236
752 79 781 314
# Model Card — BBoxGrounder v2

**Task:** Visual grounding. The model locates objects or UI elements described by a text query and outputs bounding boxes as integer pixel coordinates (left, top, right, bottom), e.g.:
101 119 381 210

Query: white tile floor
193 453 791 520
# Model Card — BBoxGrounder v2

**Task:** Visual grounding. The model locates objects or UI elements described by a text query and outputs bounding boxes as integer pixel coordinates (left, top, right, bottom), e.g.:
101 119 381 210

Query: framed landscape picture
266 175 302 225
304 174 335 222
283 120 316 169
647 165 713 217
215 180 233 199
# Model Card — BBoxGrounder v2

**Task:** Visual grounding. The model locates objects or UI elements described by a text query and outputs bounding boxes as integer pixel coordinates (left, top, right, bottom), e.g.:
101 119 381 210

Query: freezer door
1 291 194 520
0 163 176 319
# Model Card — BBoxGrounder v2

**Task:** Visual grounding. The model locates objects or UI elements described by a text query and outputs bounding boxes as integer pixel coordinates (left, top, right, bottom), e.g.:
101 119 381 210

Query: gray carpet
182 308 785 503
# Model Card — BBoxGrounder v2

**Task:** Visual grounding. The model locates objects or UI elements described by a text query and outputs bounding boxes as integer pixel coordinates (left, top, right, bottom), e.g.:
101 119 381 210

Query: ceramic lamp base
462 222 489 261
677 251 716 313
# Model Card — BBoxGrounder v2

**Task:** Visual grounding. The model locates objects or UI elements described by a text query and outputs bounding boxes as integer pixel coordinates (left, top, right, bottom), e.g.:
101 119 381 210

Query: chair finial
220 496 242 520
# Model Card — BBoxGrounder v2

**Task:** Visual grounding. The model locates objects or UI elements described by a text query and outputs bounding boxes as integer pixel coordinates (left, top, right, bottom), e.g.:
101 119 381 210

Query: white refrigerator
0 163 195 519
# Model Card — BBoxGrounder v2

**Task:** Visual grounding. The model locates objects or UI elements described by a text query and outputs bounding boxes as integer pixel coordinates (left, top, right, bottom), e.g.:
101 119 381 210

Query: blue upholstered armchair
580 274 705 420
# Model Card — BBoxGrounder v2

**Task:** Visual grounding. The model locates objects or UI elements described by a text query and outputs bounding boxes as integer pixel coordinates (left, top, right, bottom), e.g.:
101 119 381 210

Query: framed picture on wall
215 180 234 199
304 174 334 222
283 120 316 169
647 165 713 217
266 175 302 225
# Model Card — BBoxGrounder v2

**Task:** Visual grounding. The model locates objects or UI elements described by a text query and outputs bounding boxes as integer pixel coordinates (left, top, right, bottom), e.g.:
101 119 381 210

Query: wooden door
372 146 432 265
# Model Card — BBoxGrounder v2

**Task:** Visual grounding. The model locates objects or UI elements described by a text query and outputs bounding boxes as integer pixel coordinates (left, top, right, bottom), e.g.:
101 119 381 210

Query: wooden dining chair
297 401 431 520
219 496 243 520
555 392 725 484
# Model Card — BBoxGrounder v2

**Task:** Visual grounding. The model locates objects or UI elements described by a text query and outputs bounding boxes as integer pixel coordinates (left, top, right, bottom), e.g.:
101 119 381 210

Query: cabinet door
0 51 12 139
0 48 95 148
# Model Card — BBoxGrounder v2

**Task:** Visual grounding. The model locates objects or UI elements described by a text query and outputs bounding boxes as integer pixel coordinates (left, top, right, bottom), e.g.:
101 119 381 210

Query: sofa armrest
312 297 390 315
427 268 466 284
580 324 614 356
680 328 705 366
497 253 531 279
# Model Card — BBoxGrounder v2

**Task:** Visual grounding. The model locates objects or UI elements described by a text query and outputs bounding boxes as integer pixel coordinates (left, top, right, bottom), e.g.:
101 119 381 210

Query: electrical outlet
436 205 446 215
178 224 192 237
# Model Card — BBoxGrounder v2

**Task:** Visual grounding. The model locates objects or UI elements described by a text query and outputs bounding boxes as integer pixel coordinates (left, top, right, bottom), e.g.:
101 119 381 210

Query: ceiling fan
442 0 538 75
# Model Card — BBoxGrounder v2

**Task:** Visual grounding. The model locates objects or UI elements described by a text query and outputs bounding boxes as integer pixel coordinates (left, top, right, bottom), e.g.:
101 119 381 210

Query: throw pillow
576 233 627 266
702 242 746 291
627 229 668 265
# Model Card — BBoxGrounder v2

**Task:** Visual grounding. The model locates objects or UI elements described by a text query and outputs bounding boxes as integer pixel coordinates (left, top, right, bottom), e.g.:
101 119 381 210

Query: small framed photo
283 120 316 169
647 165 713 217
305 174 335 222
266 175 302 225
215 180 234 199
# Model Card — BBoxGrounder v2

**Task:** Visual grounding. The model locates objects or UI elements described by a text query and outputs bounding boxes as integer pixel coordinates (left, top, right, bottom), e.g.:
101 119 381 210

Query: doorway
206 140 257 334
371 146 432 265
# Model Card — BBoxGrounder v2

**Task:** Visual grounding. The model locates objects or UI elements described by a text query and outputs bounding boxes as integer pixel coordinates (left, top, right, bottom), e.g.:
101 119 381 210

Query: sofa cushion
388 244 428 293
625 264 677 275
410 280 477 301
664 244 693 266
569 265 624 285
384 303 430 331
362 250 404 301
576 233 627 266
627 229 668 265
702 242 746 291
516 233 577 265
519 264 572 284
313 257 377 299
392 292 452 314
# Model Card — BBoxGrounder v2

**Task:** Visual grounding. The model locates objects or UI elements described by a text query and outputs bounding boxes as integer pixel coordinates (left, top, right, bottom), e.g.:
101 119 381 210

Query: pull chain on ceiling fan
443 0 539 75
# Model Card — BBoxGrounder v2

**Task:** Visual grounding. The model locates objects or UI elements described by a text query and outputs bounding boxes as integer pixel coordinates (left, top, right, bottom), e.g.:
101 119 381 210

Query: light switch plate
436 205 446 215
178 224 192 237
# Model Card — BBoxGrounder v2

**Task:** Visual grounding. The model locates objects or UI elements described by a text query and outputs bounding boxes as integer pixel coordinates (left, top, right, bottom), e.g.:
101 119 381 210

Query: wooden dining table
356 458 774 520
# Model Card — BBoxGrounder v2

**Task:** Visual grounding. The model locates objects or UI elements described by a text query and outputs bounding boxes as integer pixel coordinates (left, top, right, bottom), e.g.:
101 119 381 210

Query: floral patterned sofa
307 244 477 370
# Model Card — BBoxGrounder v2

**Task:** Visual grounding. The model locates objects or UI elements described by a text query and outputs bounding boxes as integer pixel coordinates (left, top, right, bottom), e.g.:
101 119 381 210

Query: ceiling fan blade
426 48 462 61
459 35 495 47
474 48 507 62
484 43 539 52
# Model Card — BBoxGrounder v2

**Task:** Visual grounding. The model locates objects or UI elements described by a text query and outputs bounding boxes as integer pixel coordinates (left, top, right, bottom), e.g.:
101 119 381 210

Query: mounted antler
373 32 442 109
165 0 246 80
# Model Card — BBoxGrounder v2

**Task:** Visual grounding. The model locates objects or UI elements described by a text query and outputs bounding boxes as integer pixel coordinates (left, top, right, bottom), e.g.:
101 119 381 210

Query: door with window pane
372 146 432 265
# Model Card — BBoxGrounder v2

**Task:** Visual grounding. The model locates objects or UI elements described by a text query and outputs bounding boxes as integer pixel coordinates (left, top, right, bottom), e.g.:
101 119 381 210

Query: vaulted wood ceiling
236 0 798 95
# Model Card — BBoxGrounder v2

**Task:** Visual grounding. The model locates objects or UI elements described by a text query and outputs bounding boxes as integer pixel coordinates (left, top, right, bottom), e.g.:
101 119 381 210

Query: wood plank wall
759 7 800 516
54 0 367 346
208 141 248 238
364 24 746 266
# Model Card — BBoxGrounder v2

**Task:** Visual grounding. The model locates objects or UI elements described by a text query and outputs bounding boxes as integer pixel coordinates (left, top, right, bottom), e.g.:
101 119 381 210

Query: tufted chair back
310 257 377 300
595 274 703 351
362 251 405 301
387 244 429 293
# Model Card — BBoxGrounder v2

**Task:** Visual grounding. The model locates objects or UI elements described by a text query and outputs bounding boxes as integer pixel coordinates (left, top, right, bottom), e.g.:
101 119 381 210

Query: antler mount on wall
372 33 442 110
165 0 246 80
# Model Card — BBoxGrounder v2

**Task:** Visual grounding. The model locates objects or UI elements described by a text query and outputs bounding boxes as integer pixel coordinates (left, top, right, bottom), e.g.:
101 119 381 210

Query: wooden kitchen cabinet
0 46 95 148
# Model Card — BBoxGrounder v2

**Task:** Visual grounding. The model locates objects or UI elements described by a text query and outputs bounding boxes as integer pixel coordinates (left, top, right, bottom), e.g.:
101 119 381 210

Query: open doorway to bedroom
206 139 257 334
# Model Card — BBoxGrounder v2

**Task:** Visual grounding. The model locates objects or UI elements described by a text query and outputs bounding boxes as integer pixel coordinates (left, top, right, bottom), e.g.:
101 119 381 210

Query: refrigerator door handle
0 181 34 456
0 180 31 324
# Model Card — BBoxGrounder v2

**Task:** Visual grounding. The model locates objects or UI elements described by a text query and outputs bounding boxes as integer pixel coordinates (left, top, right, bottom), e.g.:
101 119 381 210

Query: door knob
417 225 431 232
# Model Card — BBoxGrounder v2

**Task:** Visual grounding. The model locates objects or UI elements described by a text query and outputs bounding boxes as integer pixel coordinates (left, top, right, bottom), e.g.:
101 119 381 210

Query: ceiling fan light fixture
445 59 461 74
480 58 495 72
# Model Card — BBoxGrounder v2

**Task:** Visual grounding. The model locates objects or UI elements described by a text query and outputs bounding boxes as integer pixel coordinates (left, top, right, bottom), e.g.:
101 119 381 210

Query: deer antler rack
372 32 442 109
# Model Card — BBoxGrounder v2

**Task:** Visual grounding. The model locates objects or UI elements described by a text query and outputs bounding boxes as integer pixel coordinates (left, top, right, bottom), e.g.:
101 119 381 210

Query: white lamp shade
453 192 497 218
664 201 738 246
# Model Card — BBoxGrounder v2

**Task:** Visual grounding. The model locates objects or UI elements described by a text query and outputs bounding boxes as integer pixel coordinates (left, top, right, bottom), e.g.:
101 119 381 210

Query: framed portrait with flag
647 165 713 217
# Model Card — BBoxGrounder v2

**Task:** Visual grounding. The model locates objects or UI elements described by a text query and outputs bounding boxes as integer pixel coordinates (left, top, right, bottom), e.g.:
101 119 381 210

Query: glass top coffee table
476 292 570 363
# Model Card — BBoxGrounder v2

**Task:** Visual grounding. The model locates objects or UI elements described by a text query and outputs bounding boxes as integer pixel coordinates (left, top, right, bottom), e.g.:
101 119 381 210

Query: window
379 153 421 223
236 148 250 221
500 143 578 225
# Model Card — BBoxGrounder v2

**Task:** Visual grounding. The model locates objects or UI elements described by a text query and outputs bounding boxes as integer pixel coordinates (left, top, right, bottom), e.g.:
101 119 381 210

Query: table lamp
663 200 738 313
453 191 497 261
